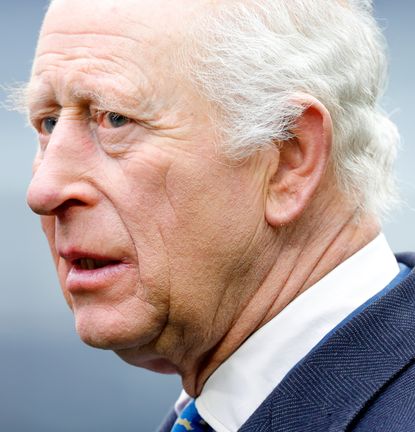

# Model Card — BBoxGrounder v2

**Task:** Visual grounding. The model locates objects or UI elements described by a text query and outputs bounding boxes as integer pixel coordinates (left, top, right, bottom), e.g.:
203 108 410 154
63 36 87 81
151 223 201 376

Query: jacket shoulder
351 359 415 431
240 264 415 432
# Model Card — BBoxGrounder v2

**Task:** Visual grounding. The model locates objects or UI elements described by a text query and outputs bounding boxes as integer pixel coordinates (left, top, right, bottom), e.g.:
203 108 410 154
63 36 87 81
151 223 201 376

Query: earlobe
265 97 333 227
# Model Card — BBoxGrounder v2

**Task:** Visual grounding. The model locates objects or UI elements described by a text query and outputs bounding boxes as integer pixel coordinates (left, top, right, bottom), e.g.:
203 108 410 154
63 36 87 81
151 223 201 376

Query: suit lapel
240 255 415 432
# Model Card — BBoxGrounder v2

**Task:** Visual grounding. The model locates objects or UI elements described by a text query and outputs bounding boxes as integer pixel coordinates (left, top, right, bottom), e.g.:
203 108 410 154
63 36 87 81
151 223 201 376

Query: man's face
27 0 272 373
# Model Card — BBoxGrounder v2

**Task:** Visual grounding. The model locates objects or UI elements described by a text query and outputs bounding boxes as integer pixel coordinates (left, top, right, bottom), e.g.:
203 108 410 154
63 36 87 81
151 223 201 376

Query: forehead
29 0 208 111
43 0 204 43
35 0 188 73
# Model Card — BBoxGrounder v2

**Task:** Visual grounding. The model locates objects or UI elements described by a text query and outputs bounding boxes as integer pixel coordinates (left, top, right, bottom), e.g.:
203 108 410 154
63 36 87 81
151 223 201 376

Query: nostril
55 198 87 214
27 185 87 216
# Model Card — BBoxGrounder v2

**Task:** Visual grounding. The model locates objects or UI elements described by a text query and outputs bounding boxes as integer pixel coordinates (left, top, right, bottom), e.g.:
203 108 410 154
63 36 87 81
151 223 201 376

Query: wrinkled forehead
31 0 209 97
40 0 206 50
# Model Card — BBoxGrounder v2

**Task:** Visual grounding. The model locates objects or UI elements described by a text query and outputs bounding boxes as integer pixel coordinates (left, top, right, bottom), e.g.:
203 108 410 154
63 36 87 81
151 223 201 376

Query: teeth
77 258 112 270
79 259 91 270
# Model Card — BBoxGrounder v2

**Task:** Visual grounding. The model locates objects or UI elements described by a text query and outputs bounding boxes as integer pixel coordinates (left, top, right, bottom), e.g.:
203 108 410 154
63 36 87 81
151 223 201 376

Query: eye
40 117 58 135
100 112 130 129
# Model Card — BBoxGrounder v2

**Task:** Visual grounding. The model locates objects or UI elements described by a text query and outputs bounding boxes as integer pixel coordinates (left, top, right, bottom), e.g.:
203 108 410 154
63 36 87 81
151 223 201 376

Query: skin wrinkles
31 38 154 119
41 30 151 44
29 29 203 141
166 172 271 378
258 210 378 329
34 50 129 72
36 35 153 74
210 160 279 318
29 74 198 147
147 222 175 364
148 176 264 372
29 70 148 120
113 152 187 355
195 217 377 394
195 224 278 368
27 0 382 397
38 114 149 324
144 152 248 367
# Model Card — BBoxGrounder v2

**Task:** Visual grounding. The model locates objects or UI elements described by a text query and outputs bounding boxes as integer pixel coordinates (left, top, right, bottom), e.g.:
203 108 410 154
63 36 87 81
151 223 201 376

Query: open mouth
73 258 119 270
63 251 128 292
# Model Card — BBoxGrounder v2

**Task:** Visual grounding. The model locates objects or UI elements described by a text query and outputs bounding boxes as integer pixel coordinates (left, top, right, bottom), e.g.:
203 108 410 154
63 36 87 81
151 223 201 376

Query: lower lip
66 263 130 293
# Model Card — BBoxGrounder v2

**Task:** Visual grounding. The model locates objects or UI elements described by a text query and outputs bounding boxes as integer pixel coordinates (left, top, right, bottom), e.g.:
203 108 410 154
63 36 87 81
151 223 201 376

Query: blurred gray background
0 1 413 431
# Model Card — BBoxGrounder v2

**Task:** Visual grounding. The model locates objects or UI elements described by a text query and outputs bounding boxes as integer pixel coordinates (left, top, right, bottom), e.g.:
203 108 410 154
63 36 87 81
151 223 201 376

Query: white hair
179 0 399 219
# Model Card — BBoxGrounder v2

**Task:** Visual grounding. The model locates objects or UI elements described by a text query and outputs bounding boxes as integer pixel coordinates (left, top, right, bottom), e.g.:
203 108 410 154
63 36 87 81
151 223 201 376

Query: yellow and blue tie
171 399 214 432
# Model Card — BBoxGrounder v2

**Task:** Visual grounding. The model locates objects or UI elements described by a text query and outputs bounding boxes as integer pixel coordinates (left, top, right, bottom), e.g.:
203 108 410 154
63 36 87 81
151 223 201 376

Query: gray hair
179 0 399 219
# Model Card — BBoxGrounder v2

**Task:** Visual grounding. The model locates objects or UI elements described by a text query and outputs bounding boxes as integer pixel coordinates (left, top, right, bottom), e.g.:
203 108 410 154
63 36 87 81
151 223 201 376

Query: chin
73 304 164 352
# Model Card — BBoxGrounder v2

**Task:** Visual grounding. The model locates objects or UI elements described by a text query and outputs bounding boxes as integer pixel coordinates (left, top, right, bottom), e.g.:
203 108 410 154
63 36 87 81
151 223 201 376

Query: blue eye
41 117 58 135
106 112 130 128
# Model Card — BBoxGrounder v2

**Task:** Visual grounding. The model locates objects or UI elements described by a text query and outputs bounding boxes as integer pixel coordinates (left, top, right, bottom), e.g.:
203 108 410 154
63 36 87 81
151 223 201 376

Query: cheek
116 187 174 303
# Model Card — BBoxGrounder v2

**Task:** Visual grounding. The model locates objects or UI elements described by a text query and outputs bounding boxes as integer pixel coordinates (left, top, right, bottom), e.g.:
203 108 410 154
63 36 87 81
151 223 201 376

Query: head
26 0 397 392
27 0 280 379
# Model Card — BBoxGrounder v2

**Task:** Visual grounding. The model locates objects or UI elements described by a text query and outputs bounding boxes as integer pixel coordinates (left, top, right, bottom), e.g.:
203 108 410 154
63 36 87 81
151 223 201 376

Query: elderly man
25 0 414 431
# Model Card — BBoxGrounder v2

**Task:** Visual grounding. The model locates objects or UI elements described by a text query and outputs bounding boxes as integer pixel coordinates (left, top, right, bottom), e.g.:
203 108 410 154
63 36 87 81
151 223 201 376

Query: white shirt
174 234 399 432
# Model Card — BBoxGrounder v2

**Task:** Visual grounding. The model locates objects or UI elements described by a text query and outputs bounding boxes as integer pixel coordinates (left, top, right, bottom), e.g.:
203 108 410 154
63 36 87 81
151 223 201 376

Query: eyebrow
25 81 160 122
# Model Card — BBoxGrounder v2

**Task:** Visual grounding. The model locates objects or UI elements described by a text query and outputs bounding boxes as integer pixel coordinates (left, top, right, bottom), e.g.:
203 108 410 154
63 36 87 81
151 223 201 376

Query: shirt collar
191 234 399 432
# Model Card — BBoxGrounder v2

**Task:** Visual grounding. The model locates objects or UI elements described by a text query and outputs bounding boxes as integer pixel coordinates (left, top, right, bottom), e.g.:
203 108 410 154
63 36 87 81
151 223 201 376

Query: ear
265 96 333 227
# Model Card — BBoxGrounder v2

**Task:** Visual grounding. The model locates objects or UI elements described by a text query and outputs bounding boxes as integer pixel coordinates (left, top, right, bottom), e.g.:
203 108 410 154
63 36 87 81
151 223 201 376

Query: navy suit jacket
159 253 415 432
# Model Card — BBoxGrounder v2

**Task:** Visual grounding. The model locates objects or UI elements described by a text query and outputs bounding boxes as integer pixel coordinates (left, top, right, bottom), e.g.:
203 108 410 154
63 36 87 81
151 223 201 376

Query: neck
182 201 380 396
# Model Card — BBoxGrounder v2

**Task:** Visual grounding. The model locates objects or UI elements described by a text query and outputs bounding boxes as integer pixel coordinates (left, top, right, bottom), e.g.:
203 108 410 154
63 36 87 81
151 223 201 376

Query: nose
27 120 99 216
